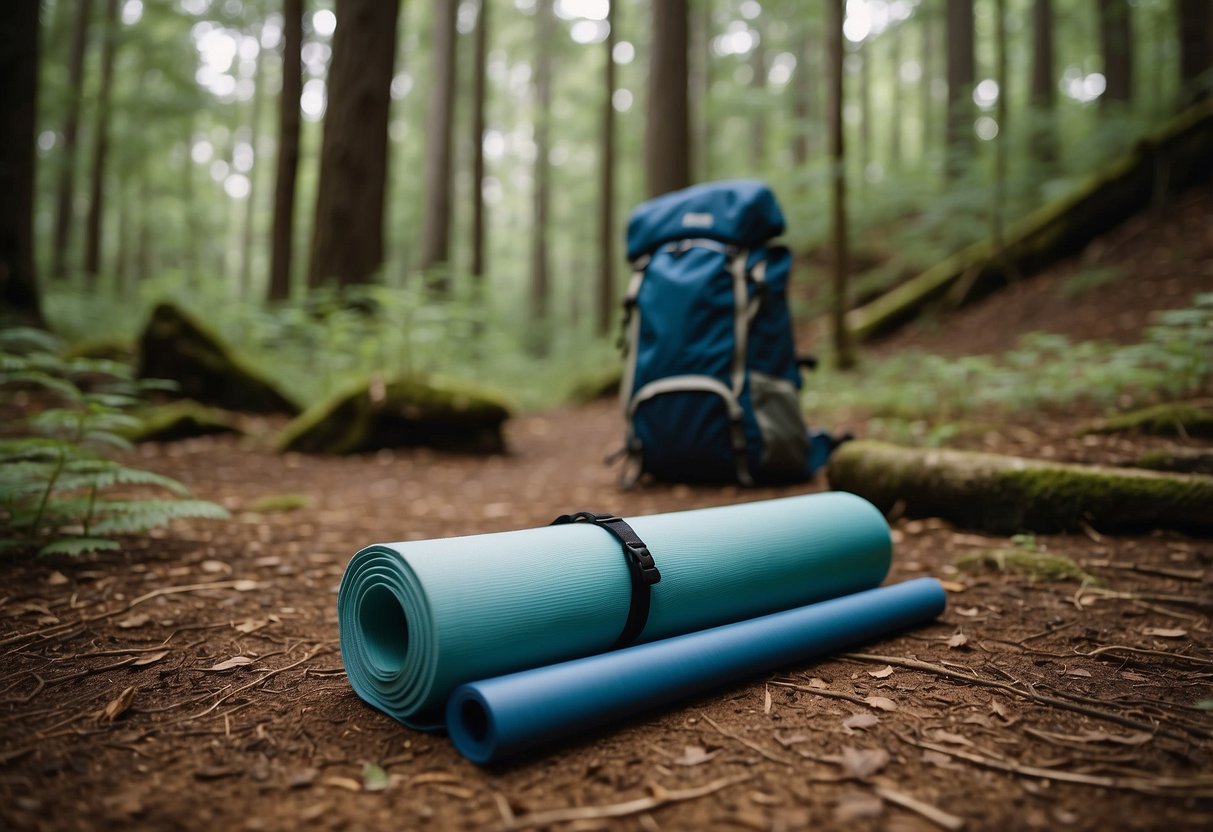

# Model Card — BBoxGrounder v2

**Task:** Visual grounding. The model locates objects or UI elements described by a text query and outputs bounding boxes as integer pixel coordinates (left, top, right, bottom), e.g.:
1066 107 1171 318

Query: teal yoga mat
447 577 946 763
338 492 892 729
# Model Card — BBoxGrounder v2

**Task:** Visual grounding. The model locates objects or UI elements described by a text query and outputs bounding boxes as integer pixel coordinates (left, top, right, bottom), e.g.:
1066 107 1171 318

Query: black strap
550 511 660 648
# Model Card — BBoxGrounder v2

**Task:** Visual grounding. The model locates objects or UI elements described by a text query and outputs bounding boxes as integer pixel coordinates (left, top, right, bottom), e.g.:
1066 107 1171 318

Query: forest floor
3 190 1213 831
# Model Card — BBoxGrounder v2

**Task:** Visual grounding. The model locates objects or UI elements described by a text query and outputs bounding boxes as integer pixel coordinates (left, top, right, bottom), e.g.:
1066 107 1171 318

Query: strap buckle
625 541 661 585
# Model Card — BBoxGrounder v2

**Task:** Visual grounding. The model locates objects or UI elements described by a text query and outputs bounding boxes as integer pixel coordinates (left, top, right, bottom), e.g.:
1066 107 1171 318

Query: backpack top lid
625 179 786 261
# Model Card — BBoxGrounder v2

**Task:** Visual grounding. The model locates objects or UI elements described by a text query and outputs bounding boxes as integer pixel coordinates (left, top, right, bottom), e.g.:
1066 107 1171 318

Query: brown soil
4 196 1213 831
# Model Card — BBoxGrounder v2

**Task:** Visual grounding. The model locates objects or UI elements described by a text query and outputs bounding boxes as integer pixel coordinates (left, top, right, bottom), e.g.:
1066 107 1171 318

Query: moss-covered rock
123 400 245 443
828 439 1213 535
137 303 299 415
278 375 511 455
1087 402 1213 438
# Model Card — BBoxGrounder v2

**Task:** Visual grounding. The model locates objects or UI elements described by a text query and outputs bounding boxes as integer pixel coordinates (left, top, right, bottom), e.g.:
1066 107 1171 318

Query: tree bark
529 0 554 354
826 0 854 369
597 0 617 338
1176 0 1213 105
239 27 266 299
944 0 975 180
645 0 691 197
690 0 711 181
307 0 400 289
418 0 458 286
888 25 901 170
83 0 120 284
470 0 488 286
1029 0 1057 165
1097 0 1133 108
859 40 871 192
51 0 93 280
268 0 303 301
792 19 815 168
828 440 1213 535
750 19 766 171
993 0 1008 252
920 6 934 163
0 0 44 326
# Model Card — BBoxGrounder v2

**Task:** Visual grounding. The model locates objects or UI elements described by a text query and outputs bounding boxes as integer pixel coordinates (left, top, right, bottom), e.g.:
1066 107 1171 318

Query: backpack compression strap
550 511 661 648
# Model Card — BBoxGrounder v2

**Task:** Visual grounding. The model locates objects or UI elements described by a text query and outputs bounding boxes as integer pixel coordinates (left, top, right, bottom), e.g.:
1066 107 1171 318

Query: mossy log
123 400 245 443
1131 448 1213 476
1086 401 1213 438
137 303 300 415
828 439 1213 535
278 375 511 455
846 100 1213 342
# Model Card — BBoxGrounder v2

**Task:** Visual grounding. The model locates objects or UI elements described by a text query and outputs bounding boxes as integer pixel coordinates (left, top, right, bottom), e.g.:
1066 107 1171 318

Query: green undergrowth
804 293 1213 445
955 536 1097 584
0 328 229 557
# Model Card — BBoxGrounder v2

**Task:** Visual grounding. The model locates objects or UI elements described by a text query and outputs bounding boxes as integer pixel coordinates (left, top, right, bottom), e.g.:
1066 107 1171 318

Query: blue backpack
620 180 841 486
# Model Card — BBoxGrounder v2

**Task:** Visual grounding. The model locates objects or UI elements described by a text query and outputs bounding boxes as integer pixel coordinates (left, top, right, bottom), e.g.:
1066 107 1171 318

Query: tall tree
888 24 902 170
826 0 853 369
689 0 711 180
792 19 816 168
51 0 93 280
470 0 488 286
750 19 766 171
597 0 617 338
529 0 554 353
646 0 691 197
418 0 458 285
239 25 267 299
268 0 303 301
859 40 871 193
993 0 1008 253
920 6 935 162
1176 0 1213 105
83 0 120 284
1029 0 1058 165
1097 0 1133 108
944 0 975 180
0 0 44 326
307 0 400 288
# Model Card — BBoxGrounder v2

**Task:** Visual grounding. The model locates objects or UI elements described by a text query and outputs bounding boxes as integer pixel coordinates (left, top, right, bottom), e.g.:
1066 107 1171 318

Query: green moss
123 400 244 443
1087 402 1213 438
1132 448 1213 476
61 339 136 364
956 548 1097 583
566 365 622 404
278 374 511 455
246 493 313 513
137 303 300 415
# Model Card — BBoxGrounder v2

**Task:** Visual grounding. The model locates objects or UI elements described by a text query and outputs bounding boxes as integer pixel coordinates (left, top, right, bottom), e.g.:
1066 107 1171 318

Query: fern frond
38 537 121 557
0 371 82 402
89 500 230 534
0 327 62 354
81 392 140 410
49 466 191 497
64 356 132 380
0 438 69 462
81 430 135 453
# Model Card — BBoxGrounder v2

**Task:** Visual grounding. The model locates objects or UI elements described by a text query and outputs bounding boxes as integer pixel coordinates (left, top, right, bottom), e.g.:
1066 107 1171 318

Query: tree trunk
418 0 458 286
307 0 400 289
470 0 488 286
792 19 815 167
1097 0 1133 108
828 440 1213 535
529 0 554 354
0 0 44 326
597 0 617 338
690 0 711 180
750 19 766 171
920 6 934 163
1029 0 1058 166
83 0 120 284
945 0 975 180
646 0 691 197
859 40 871 193
268 0 303 302
51 0 93 280
1176 0 1213 105
239 27 266 299
992 0 1008 252
826 0 854 369
888 25 901 171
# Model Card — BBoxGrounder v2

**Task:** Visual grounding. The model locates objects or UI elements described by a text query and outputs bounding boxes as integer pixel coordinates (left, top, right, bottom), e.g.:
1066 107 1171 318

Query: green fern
0 332 229 556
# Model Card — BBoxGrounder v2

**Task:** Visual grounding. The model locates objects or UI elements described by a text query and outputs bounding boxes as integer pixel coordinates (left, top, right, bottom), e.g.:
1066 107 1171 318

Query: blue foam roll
446 577 946 764
339 492 892 729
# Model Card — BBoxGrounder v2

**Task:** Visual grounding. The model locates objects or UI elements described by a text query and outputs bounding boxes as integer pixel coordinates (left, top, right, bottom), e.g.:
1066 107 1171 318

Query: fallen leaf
361 763 389 792
47 570 68 586
288 768 320 789
990 700 1009 719
116 613 150 629
955 607 980 617
843 713 880 730
922 750 955 767
200 560 230 574
1065 667 1092 678
99 686 136 723
203 656 254 671
867 666 894 679
672 745 719 766
234 618 269 634
833 792 884 822
232 580 259 592
1143 627 1187 639
864 695 898 712
806 677 829 689
320 776 362 793
763 686 772 715
132 650 170 666
931 730 973 747
946 633 969 649
774 733 811 747
939 580 967 593
1120 671 1149 682
839 746 890 779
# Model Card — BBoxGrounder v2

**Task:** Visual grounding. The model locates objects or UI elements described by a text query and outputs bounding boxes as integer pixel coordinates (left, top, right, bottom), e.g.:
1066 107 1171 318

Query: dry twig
873 785 966 831
700 714 796 767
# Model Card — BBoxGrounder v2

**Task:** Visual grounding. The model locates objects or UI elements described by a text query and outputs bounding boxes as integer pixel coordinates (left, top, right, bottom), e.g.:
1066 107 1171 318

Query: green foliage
955 546 1097 584
1057 264 1126 299
0 328 229 557
805 293 1213 444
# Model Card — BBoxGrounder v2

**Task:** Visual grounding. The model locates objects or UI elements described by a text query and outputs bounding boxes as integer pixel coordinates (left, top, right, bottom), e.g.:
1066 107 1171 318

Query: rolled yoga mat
338 492 892 729
447 577 946 763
